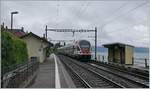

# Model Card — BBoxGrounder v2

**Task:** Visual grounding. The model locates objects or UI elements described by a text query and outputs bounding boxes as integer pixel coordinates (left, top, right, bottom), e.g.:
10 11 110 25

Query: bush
1 31 28 74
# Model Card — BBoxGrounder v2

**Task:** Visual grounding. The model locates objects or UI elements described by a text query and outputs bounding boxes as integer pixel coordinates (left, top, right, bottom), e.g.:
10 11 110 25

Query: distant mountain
91 46 108 52
92 46 149 53
134 47 149 53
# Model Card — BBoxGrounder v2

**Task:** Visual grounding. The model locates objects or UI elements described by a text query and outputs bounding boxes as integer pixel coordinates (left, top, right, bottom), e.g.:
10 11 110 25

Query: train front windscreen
79 40 91 50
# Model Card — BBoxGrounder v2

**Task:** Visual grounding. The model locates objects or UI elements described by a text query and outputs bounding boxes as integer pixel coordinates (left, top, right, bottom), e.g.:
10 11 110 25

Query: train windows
79 40 91 49
80 45 90 48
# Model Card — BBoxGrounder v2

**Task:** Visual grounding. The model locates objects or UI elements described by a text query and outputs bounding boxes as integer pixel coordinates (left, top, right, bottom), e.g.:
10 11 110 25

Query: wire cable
101 1 150 27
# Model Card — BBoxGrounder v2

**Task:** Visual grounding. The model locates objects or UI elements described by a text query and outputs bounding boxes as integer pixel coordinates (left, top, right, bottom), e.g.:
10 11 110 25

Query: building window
39 48 41 51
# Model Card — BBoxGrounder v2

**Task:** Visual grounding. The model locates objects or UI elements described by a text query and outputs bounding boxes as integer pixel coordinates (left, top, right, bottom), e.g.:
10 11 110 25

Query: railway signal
45 25 97 60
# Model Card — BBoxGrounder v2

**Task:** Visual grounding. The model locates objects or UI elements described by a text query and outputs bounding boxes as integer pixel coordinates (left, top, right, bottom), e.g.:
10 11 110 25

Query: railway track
59 55 149 88
60 57 92 88
88 63 149 87
89 61 149 80
90 60 149 79
58 55 124 88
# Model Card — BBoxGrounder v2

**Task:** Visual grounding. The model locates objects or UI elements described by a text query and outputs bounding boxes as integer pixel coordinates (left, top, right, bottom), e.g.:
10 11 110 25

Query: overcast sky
1 0 150 47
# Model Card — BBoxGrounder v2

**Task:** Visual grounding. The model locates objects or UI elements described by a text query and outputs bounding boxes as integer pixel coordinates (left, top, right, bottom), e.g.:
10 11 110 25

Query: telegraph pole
45 25 48 40
11 13 13 30
95 27 97 60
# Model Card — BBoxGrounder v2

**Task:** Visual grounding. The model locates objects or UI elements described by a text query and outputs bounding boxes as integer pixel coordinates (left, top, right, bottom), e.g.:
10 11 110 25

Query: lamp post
11 11 18 30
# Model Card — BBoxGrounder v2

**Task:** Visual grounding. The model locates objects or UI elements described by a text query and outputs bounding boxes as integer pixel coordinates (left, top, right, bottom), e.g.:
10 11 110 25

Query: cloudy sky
1 0 150 47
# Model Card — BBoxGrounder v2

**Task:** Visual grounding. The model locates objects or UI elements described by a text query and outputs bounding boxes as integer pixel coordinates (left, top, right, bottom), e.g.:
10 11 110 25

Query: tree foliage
1 31 28 74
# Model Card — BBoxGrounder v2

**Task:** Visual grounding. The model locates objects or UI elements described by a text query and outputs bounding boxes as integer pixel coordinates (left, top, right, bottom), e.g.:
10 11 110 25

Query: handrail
1 59 39 88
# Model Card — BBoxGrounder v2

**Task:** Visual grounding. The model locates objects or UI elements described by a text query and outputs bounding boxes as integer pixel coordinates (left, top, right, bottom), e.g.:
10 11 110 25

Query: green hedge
1 31 28 73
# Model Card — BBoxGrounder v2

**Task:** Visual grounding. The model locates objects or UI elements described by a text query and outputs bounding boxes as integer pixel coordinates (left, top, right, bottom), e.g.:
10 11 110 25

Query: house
21 32 53 63
103 42 134 65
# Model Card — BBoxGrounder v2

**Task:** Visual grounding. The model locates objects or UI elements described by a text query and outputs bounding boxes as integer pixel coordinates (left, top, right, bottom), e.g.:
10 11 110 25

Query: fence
91 54 108 62
1 59 39 88
91 54 149 68
133 58 149 68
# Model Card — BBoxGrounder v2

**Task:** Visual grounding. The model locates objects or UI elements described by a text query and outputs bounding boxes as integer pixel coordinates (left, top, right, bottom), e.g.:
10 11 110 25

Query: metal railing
1 59 39 88
91 54 108 62
133 58 149 68
92 54 149 68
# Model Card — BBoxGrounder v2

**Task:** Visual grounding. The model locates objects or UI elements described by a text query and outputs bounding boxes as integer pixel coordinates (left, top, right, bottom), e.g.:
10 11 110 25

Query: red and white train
58 40 91 61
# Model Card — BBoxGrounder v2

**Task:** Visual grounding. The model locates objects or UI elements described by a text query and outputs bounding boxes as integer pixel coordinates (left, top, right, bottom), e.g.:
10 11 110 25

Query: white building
21 32 53 63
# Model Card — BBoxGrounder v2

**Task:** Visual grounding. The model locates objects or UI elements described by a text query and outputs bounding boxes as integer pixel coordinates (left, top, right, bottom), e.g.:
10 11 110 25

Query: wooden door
120 47 125 64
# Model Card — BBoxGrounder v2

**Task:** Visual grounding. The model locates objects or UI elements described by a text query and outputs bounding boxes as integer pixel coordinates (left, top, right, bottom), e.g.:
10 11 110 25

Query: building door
120 47 125 64
112 48 115 62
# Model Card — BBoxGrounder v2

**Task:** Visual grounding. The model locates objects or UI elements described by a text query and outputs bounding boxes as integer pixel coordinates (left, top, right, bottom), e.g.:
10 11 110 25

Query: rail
89 63 149 88
89 61 149 80
1 59 39 88
59 55 123 88
60 57 92 88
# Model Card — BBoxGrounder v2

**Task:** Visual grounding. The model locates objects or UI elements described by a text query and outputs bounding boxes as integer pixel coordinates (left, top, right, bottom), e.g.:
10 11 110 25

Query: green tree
1 31 28 74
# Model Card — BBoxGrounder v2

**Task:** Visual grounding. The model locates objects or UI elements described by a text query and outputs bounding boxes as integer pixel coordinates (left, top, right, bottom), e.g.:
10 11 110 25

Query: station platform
28 53 75 88
124 65 149 72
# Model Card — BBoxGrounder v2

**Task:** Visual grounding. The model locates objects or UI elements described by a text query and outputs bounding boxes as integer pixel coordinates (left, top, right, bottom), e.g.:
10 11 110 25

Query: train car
57 40 91 62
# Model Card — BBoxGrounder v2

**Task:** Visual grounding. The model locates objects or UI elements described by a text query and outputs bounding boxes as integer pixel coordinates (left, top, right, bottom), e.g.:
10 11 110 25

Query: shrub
1 31 28 74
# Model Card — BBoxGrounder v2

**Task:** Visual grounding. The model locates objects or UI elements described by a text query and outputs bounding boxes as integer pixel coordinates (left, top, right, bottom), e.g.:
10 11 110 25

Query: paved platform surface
29 55 55 88
29 54 75 88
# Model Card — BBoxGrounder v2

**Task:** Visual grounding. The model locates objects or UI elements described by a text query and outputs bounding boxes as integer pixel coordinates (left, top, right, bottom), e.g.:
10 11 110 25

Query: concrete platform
28 54 75 88
29 55 55 88
55 54 76 88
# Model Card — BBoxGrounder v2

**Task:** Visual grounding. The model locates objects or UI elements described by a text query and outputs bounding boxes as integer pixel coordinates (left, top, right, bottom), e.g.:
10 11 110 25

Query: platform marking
53 54 61 88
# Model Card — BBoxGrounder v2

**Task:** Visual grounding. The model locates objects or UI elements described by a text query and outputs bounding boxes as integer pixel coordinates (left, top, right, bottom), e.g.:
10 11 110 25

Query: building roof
1 24 25 37
8 28 26 37
11 29 26 37
103 42 134 48
21 32 53 46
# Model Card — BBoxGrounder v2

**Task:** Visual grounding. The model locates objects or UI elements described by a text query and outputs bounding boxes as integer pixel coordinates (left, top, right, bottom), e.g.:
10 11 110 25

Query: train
57 40 91 61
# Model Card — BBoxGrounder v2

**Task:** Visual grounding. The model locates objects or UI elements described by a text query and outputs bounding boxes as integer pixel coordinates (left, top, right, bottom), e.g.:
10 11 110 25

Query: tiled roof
21 32 53 46
8 29 26 37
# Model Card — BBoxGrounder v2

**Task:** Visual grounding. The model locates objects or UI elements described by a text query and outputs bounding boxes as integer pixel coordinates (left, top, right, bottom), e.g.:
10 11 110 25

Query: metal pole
103 55 104 62
95 27 97 60
11 13 13 30
145 59 147 68
45 25 47 40
132 57 134 65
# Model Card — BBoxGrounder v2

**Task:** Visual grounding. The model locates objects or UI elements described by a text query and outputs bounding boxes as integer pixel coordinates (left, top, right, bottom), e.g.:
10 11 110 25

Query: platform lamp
11 11 19 30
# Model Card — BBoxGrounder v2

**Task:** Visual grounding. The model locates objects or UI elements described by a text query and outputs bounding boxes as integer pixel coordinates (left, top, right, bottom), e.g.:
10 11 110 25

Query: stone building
21 32 53 63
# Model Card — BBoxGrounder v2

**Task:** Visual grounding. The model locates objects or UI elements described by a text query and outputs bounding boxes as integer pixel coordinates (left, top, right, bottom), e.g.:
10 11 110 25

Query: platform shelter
103 43 134 65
